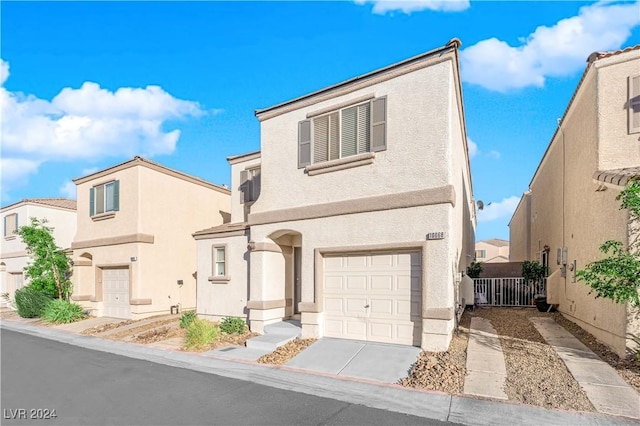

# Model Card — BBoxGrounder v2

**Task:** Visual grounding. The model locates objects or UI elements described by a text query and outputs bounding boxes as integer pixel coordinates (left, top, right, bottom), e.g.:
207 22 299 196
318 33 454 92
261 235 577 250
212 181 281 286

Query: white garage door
323 251 421 346
102 267 131 319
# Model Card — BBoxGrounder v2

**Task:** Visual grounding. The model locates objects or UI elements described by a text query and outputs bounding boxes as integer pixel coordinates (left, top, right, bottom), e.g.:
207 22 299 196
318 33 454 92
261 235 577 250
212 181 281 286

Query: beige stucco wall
512 54 637 357
196 234 250 321
72 162 230 319
509 193 530 262
475 241 509 263
596 49 640 171
1 203 76 304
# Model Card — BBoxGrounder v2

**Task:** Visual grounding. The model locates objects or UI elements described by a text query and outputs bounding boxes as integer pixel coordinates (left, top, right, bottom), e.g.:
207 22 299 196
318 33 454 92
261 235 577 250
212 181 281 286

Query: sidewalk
1 319 637 426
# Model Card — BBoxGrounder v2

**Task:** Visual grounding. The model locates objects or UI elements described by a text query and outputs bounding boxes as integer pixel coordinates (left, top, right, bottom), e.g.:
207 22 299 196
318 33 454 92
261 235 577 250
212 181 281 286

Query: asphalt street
1 329 459 426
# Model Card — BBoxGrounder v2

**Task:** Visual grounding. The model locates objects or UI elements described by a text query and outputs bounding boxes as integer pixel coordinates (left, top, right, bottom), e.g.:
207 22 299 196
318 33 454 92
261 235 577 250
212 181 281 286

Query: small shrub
220 317 246 334
466 261 483 278
41 299 86 324
179 311 197 329
14 287 53 318
186 318 219 351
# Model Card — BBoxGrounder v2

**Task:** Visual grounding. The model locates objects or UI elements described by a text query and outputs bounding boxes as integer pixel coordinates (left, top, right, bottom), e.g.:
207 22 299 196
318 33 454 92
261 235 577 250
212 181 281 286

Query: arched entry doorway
269 230 302 319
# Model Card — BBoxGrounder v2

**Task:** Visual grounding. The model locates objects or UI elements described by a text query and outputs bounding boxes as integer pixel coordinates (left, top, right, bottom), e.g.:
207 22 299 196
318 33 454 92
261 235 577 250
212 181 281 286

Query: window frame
312 100 371 163
90 180 119 218
208 244 230 283
3 213 18 238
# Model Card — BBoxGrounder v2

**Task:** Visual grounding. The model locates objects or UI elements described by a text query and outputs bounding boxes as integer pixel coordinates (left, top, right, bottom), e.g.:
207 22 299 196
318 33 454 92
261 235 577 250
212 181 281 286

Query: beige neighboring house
0 198 77 306
509 45 640 357
195 39 476 351
475 239 509 263
71 156 230 320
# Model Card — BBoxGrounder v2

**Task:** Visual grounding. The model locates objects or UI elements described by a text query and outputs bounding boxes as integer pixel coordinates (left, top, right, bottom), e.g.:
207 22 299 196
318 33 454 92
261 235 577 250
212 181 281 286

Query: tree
18 217 73 300
466 261 483 278
576 179 640 307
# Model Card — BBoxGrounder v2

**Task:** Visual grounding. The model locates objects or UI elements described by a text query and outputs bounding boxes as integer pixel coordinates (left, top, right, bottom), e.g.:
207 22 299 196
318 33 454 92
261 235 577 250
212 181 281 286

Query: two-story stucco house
475 239 510 263
196 39 476 351
1 198 77 306
71 156 230 319
509 45 640 357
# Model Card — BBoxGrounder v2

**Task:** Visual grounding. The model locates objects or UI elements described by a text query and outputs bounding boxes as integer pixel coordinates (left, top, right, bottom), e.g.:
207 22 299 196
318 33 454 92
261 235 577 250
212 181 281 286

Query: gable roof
1 198 77 212
254 38 462 121
73 156 230 195
480 238 510 247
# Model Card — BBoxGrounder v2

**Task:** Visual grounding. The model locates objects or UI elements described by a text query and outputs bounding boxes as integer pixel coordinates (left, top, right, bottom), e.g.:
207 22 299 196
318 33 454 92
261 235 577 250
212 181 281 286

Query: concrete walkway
464 317 508 400
285 338 421 383
2 320 636 425
530 317 640 419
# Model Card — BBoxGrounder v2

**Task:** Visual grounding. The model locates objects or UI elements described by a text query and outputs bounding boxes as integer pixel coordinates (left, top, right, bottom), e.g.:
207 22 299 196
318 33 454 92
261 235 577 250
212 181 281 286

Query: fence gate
473 277 546 307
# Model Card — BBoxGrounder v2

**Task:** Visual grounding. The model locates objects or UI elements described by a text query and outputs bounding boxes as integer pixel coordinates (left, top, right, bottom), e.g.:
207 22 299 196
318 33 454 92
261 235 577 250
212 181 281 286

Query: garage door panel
324 297 344 314
345 320 367 339
370 275 393 291
370 254 394 267
346 255 367 268
346 275 367 290
345 298 367 316
324 276 344 291
369 298 393 316
324 257 344 270
369 321 393 341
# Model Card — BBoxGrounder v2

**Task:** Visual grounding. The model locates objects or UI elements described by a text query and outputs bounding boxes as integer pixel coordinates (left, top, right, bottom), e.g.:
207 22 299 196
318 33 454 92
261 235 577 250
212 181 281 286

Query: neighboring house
0 198 77 305
509 45 640 357
195 39 476 351
475 239 509 263
71 156 231 320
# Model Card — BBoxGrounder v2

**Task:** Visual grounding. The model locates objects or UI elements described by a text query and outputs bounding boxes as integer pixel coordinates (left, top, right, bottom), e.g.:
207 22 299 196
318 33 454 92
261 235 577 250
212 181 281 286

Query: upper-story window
298 97 387 168
90 180 120 216
3 213 18 238
240 167 261 204
629 73 640 134
475 250 486 260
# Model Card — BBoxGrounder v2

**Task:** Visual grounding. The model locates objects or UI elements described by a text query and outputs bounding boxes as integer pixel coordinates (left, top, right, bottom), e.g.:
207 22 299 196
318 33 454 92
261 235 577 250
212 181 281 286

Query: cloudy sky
2 1 639 241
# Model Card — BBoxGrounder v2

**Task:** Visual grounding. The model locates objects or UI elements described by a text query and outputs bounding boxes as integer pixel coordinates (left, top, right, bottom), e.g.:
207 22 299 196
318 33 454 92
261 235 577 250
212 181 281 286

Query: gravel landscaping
257 338 317 365
400 307 639 413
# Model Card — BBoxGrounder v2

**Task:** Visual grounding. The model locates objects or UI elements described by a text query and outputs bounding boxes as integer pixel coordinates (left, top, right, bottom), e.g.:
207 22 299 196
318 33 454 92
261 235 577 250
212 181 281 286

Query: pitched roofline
528 45 640 189
226 150 261 165
72 156 231 195
1 198 77 213
254 38 462 119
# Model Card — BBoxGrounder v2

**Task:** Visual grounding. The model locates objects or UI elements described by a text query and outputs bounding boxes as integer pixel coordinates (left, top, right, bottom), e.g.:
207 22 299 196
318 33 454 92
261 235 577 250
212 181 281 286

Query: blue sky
2 1 639 241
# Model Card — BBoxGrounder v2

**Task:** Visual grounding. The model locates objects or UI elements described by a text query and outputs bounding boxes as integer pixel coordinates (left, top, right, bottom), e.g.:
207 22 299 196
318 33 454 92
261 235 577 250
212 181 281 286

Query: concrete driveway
285 338 421 383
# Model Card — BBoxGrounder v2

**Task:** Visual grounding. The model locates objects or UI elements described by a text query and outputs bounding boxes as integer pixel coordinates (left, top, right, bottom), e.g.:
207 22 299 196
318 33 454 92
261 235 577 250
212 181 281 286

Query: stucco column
421 240 455 351
247 240 286 333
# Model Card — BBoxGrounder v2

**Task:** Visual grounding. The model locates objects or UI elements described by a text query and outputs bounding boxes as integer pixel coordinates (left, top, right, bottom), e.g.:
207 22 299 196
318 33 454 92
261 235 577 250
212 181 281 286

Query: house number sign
426 232 445 240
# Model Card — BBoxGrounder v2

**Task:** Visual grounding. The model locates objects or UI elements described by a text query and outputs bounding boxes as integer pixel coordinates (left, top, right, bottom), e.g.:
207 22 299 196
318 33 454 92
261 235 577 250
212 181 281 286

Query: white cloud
461 1 640 92
0 59 9 86
0 158 41 199
468 137 478 158
0 60 207 197
356 0 469 14
487 150 501 160
477 195 520 222
59 181 77 199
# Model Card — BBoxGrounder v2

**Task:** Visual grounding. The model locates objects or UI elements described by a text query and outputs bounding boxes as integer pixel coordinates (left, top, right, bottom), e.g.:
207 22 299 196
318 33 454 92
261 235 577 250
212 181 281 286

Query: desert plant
220 316 246 334
522 260 547 283
466 261 483 278
14 286 53 318
179 311 197 329
41 299 86 324
185 318 219 351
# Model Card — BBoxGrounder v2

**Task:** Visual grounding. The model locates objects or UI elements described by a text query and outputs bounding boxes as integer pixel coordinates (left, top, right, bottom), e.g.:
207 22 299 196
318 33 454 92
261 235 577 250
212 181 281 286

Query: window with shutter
630 74 640 134
91 180 120 216
299 96 386 167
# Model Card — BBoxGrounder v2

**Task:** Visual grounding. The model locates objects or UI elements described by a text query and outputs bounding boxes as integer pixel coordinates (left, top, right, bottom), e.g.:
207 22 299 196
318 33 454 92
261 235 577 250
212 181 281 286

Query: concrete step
263 320 302 337
246 333 298 351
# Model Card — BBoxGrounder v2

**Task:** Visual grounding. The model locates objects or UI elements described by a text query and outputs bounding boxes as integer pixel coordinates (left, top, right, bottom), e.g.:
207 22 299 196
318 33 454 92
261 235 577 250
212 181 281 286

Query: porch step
245 320 301 352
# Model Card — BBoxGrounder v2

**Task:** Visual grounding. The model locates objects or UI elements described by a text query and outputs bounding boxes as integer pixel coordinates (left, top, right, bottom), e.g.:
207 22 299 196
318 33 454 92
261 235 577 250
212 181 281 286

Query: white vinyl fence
473 277 546 307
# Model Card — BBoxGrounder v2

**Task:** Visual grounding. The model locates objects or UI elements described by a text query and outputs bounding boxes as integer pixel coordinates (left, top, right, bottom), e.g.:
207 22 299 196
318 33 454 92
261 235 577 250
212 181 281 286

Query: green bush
220 316 246 334
41 299 86 324
186 318 219 351
179 311 197 329
14 287 53 318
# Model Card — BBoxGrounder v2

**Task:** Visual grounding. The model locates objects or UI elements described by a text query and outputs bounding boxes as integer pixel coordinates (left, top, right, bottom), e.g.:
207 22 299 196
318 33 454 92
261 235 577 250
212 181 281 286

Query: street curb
2 320 637 425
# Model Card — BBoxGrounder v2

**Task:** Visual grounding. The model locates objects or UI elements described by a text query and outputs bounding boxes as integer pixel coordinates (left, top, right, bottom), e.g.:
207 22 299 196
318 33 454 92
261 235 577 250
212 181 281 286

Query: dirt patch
551 312 640 392
133 325 185 344
399 310 469 393
103 318 180 340
257 338 317 365
81 320 135 335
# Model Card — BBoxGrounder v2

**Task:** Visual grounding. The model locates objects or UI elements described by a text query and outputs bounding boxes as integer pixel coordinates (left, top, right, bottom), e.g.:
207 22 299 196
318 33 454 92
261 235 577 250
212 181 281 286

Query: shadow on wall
480 262 524 278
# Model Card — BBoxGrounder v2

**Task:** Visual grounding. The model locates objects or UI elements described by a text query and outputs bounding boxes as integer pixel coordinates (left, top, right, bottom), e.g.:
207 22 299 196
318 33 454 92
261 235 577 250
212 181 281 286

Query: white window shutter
371 97 387 152
298 120 312 168
314 116 329 163
240 170 248 204
630 74 640 134
357 103 370 153
341 106 357 157
329 112 340 160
